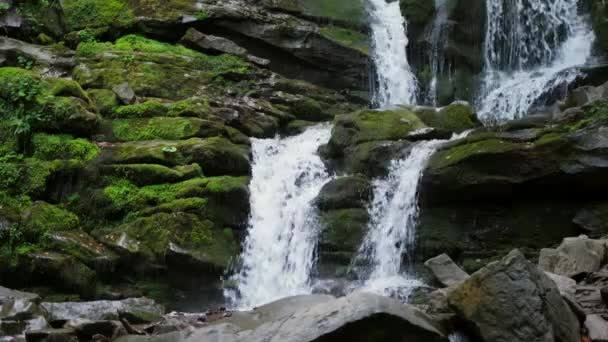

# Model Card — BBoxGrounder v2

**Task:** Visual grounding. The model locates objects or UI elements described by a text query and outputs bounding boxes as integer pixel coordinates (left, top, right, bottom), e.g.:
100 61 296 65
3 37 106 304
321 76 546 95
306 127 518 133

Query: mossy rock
47 231 119 278
114 100 168 118
101 164 203 187
118 212 239 269
21 201 79 242
45 78 90 103
61 0 135 31
326 108 426 158
263 0 367 25
319 26 369 55
32 133 100 161
73 35 252 100
86 89 119 115
107 137 251 176
315 175 371 210
318 208 368 266
111 117 248 144
413 102 480 133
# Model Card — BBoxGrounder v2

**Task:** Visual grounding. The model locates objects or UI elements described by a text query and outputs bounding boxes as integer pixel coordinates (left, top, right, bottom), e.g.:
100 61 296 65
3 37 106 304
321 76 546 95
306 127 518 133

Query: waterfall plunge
368 0 418 106
478 0 595 122
226 124 333 309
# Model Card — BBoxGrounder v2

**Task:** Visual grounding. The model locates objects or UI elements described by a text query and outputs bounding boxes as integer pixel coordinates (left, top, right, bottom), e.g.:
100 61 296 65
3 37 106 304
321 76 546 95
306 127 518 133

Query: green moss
75 35 251 100
114 100 168 118
166 98 211 118
32 133 100 161
291 98 332 121
22 202 80 242
319 26 369 54
45 78 89 102
432 139 525 169
86 89 119 115
62 0 135 31
299 0 366 24
103 163 202 186
415 103 479 132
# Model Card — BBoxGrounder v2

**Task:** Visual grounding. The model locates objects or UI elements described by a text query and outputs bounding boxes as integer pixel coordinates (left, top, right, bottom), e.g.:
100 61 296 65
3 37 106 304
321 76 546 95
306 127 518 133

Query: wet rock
112 83 136 105
424 254 469 287
573 204 608 237
566 81 608 108
448 249 580 342
413 102 480 133
0 287 48 337
539 236 608 277
0 37 74 73
42 298 163 323
315 176 371 210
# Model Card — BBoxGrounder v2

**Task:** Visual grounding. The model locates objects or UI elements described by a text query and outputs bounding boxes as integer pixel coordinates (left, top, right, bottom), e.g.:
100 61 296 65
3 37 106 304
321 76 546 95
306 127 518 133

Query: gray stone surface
424 253 470 287
539 236 607 277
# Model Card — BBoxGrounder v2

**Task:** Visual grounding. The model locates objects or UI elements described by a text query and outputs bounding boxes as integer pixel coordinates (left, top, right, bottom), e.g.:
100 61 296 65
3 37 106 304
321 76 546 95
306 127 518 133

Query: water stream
425 0 451 106
478 0 595 122
226 124 333 309
368 0 418 106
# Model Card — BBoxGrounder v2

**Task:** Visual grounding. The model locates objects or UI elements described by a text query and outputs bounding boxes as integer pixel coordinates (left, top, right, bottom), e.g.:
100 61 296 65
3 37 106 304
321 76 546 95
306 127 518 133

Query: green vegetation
114 100 168 118
62 0 135 31
31 133 100 161
431 139 524 169
319 26 369 54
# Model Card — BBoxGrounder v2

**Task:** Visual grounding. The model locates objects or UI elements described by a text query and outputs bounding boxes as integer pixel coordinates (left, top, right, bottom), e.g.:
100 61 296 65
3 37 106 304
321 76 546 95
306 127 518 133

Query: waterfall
368 0 418 106
478 0 595 122
425 0 451 106
225 124 333 309
352 131 469 299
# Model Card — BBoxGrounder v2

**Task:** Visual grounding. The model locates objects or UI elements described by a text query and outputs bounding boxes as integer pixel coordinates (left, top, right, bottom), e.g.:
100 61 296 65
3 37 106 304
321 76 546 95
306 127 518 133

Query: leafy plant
195 9 208 21
17 56 34 70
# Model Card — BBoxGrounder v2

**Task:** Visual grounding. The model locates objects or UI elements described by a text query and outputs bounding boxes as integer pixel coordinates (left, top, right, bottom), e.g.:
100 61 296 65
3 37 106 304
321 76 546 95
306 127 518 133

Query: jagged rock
181 28 248 56
424 254 469 287
116 292 446 342
41 298 163 323
566 81 608 108
448 249 580 342
585 314 608 341
112 83 136 105
539 236 607 277
545 272 577 297
0 287 48 337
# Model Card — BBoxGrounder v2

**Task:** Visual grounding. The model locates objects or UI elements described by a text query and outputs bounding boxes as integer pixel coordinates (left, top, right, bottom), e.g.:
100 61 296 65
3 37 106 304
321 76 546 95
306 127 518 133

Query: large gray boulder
539 236 608 277
448 249 581 342
116 292 446 342
0 286 48 337
424 253 470 287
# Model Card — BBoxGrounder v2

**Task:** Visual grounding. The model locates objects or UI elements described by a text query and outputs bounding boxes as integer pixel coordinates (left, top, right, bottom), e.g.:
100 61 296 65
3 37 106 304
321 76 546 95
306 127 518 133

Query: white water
425 0 450 106
368 0 418 106
226 124 333 309
478 0 595 122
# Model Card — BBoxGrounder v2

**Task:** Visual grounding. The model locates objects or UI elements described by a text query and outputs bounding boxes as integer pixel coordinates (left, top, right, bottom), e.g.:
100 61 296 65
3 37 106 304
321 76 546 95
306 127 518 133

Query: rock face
539 236 608 277
448 249 581 342
42 298 164 323
116 292 447 342
424 253 469 287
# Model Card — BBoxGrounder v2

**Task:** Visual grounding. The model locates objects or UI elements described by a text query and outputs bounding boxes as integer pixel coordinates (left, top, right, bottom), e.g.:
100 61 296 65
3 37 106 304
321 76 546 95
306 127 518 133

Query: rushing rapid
478 0 594 122
226 124 333 309
368 0 418 106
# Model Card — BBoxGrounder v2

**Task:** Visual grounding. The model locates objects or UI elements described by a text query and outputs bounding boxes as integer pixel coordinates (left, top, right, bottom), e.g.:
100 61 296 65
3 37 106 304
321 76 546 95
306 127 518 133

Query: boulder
413 102 480 133
539 236 607 277
116 292 447 342
0 287 48 337
315 176 371 210
112 83 136 105
25 328 77 342
424 254 469 287
448 249 581 342
41 298 163 323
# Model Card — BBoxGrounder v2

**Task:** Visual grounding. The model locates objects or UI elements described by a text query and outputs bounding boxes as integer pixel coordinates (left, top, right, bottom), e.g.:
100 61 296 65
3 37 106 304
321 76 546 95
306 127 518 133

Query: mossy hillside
74 35 252 100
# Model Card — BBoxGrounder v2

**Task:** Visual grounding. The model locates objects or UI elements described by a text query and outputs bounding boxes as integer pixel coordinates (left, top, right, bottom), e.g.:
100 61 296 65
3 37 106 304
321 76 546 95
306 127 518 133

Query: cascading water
226 124 333 309
368 0 418 106
478 0 595 122
425 0 451 106
352 130 469 298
